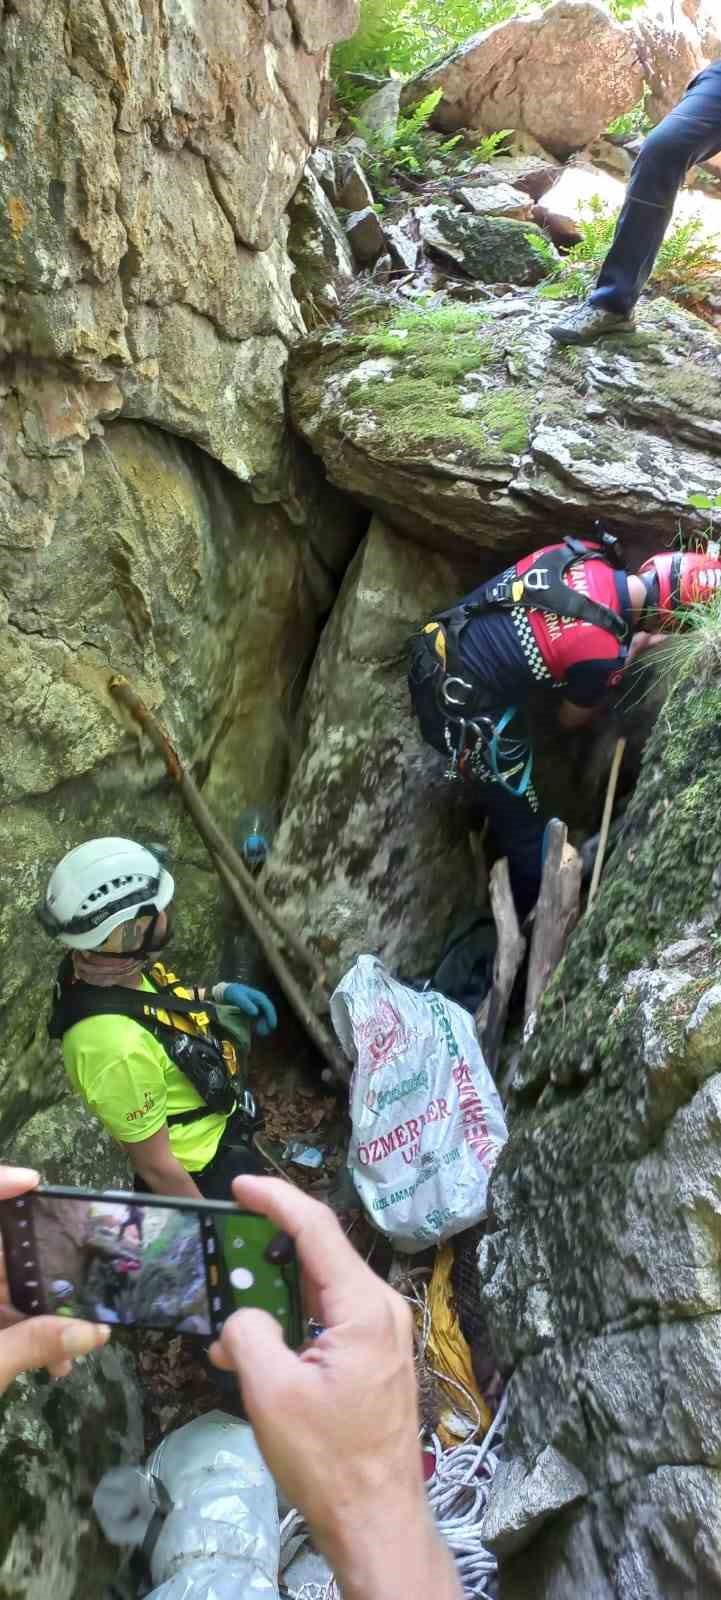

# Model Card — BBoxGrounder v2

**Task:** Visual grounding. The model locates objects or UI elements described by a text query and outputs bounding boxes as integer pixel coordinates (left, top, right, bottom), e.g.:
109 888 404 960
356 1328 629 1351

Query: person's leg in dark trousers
472 776 545 920
591 62 721 315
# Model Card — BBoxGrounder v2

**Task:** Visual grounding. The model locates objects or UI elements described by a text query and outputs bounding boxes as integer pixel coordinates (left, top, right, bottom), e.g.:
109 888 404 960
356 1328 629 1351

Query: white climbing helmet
38 837 175 951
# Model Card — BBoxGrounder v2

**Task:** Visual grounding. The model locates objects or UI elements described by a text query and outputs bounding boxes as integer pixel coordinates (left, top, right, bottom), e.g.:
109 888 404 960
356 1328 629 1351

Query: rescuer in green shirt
40 837 277 1200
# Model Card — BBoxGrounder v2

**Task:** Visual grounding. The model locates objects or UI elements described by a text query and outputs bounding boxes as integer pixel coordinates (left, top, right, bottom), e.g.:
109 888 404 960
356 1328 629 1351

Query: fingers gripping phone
0 1186 302 1344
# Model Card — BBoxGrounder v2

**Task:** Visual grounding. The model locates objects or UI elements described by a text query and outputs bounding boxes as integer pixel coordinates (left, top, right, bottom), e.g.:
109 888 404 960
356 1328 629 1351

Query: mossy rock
289 291 721 553
479 614 721 1594
418 204 558 286
0 1343 142 1599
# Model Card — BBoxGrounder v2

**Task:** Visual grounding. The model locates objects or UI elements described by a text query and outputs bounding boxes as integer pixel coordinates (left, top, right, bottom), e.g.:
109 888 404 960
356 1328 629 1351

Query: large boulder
634 0 721 125
479 638 721 1596
0 1343 143 1600
401 1 644 161
262 517 477 985
288 293 721 554
0 420 341 1165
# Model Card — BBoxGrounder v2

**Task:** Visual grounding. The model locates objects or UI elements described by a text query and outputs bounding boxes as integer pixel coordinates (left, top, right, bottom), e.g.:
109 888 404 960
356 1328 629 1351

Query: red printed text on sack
357 1097 450 1166
452 1061 496 1167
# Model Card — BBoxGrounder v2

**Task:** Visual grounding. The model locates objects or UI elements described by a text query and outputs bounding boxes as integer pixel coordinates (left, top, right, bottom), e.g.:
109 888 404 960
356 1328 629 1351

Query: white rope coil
283 1267 507 1600
426 1392 508 1600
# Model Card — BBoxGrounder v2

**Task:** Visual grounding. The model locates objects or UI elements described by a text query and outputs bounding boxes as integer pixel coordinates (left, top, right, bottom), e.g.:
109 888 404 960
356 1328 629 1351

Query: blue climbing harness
484 707 533 798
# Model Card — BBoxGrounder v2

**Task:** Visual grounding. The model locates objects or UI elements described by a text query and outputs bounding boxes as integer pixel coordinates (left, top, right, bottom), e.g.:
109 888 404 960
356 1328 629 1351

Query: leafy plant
607 0 647 18
688 491 721 553
526 196 618 299
527 197 721 306
469 128 514 163
688 491 721 514
653 216 721 302
349 88 448 196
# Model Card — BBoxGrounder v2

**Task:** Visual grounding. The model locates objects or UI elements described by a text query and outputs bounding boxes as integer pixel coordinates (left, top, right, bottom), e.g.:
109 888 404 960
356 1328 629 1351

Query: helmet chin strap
638 570 660 627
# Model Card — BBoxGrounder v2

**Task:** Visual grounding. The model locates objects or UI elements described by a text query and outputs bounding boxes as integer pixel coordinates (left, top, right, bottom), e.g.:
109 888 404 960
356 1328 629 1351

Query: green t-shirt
63 976 228 1172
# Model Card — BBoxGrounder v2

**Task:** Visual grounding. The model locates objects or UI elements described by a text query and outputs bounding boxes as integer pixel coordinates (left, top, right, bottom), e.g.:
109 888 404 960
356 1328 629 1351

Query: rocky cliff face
0 0 359 1162
479 651 721 1597
3 4 721 1595
0 4 359 1592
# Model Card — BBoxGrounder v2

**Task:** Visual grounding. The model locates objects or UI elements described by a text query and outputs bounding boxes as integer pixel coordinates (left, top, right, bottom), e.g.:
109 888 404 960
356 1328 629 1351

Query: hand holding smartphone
0 1186 302 1344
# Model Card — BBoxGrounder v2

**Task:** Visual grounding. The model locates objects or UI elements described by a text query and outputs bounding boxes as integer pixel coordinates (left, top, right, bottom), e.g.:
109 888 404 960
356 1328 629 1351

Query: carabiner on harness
439 675 476 710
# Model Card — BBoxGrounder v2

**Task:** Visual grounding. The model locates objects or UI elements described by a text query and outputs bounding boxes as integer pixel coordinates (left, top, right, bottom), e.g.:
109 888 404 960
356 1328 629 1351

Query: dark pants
591 61 721 316
133 1121 264 1201
408 638 544 917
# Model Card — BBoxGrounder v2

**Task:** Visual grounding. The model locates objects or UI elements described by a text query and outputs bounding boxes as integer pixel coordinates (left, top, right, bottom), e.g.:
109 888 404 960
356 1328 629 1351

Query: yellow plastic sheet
424 1244 492 1448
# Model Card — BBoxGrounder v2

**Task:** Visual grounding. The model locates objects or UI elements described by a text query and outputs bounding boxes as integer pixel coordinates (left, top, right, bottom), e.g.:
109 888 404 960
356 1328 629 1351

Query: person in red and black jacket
409 538 721 916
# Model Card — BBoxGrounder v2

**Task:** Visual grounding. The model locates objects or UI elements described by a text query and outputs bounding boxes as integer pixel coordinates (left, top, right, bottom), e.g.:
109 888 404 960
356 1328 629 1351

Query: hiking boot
550 301 635 346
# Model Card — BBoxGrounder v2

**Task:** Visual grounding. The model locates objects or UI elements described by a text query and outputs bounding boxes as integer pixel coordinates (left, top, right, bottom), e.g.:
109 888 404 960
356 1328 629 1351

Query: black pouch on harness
408 628 450 752
48 958 253 1123
408 624 495 756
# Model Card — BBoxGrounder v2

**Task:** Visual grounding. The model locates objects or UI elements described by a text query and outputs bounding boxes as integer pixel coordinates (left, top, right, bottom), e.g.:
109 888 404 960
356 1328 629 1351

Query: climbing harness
49 959 258 1129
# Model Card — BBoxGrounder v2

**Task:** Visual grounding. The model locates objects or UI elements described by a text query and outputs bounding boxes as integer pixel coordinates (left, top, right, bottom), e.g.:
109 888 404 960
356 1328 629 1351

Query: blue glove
213 982 277 1036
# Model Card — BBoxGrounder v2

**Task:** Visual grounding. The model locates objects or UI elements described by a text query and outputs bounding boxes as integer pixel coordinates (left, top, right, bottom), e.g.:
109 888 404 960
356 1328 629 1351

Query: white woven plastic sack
331 955 508 1253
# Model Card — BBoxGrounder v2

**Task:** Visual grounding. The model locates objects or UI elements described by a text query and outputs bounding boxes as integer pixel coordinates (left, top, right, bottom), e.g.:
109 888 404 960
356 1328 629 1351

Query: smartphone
0 1186 303 1344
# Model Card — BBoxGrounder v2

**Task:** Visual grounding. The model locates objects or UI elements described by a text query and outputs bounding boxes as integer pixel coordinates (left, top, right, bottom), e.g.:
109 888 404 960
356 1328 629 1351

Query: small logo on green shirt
126 1090 155 1123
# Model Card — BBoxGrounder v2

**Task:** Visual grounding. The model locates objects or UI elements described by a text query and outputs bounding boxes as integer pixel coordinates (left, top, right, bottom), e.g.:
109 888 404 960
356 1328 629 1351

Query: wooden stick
108 675 325 989
477 857 527 1077
587 736 626 912
108 676 350 1084
524 820 582 1028
214 856 350 1084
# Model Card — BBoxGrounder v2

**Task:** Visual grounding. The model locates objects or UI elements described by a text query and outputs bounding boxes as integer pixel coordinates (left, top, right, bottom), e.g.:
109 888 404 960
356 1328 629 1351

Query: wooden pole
108 676 350 1085
587 736 626 912
477 857 527 1078
524 819 582 1030
109 676 324 988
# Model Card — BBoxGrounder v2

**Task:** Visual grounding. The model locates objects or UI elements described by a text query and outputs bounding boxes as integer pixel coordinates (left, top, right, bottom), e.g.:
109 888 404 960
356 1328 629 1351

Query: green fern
470 129 514 163
349 89 446 193
529 196 720 306
653 216 721 302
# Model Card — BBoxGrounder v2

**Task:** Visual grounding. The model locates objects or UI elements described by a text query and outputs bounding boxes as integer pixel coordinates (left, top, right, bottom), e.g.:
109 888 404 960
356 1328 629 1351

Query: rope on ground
426 1392 508 1600
280 1395 507 1600
282 1272 506 1600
